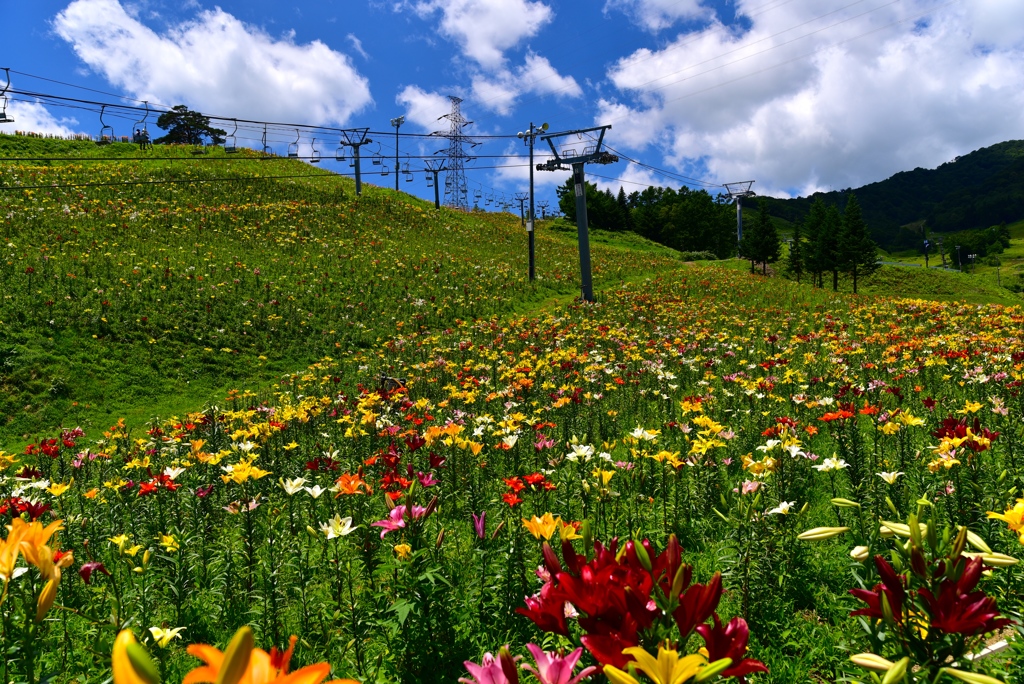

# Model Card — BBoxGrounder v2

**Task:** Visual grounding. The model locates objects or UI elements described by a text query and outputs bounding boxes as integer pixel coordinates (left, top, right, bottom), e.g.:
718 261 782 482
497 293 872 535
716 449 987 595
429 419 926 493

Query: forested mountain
755 140 1024 249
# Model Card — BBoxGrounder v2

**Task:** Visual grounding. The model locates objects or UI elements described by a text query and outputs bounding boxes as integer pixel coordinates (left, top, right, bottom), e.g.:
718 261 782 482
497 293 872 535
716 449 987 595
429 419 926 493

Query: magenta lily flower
521 645 597 684
472 511 487 539
371 504 430 538
372 506 407 538
417 471 439 487
460 652 511 684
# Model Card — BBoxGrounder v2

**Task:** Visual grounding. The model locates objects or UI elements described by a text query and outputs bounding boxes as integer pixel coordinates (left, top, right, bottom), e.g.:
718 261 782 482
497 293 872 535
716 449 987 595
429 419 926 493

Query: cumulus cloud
598 0 1024 195
604 0 712 32
2 100 84 137
472 53 582 115
53 0 372 125
411 0 552 69
406 0 577 114
396 85 453 131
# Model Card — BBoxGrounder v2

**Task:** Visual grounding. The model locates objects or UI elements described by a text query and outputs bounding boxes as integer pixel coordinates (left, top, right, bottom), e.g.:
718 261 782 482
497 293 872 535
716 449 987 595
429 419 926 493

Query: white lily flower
279 477 307 496
767 501 796 515
320 514 356 539
877 471 904 485
305 485 328 499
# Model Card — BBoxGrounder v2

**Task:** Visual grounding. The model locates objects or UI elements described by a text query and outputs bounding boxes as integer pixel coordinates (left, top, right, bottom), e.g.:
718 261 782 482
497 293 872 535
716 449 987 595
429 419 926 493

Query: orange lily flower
183 626 358 684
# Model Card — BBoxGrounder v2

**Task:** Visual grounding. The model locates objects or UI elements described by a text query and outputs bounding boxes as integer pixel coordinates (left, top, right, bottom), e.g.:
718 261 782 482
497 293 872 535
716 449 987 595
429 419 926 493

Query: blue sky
4 0 1024 210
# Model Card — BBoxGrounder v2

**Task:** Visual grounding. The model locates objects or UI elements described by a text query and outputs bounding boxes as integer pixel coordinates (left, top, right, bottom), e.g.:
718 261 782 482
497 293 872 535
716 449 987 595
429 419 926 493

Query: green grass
0 135 682 446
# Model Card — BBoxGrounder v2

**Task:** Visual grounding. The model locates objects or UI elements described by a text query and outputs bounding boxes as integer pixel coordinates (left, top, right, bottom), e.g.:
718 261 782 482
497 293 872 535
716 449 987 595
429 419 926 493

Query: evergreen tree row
784 194 880 293
556 179 738 258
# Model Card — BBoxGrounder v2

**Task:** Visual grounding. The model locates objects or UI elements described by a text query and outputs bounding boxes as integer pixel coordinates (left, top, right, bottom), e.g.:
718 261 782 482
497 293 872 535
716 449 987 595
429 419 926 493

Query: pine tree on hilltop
839 193 880 294
154 105 226 146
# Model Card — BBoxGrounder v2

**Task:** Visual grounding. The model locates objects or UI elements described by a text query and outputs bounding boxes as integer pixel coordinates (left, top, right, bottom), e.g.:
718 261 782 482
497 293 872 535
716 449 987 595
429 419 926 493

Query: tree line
556 179 738 258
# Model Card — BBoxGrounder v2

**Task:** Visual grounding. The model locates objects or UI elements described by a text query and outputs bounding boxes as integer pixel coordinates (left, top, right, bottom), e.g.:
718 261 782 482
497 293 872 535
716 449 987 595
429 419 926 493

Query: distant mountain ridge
757 140 1024 249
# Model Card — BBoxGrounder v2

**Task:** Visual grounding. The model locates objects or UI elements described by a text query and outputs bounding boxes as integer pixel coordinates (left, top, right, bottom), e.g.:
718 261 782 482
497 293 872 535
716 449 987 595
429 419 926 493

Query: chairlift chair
96 105 114 146
310 138 321 164
381 164 390 178
402 159 413 182
426 173 434 189
0 68 15 124
133 101 151 149
261 124 272 157
287 129 300 158
335 138 346 163
372 144 383 165
225 119 238 153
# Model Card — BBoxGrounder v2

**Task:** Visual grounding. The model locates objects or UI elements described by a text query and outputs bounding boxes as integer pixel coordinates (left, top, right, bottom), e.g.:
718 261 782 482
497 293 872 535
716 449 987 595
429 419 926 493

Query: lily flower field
2 135 1023 684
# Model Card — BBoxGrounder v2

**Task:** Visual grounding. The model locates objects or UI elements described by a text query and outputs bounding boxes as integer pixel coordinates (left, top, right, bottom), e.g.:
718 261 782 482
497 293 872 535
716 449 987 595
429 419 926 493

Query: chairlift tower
723 181 756 250
0 68 14 124
514 192 529 229
341 128 373 197
436 96 473 210
538 201 550 219
536 124 619 302
424 159 447 209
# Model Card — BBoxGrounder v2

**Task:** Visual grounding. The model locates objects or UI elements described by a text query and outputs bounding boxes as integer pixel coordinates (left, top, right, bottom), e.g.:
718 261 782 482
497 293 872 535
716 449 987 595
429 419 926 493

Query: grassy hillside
0 134 682 444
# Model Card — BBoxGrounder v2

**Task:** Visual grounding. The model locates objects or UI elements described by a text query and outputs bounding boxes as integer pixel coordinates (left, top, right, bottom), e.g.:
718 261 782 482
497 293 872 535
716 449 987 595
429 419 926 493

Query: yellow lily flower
47 479 74 497
149 626 186 648
604 646 706 684
522 512 560 540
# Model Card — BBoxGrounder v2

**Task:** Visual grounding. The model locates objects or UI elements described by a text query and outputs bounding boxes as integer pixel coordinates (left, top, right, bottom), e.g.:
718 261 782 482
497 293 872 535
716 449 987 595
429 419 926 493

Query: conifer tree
821 205 842 291
741 201 782 274
788 221 804 283
802 199 827 287
839 193 879 293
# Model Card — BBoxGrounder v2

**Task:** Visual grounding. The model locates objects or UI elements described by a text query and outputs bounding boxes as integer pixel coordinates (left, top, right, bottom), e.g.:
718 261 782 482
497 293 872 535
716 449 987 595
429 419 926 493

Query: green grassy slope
0 135 681 444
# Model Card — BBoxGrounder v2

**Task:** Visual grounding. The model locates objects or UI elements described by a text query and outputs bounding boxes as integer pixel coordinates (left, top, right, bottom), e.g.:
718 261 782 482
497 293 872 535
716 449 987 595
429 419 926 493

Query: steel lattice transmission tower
436 96 474 210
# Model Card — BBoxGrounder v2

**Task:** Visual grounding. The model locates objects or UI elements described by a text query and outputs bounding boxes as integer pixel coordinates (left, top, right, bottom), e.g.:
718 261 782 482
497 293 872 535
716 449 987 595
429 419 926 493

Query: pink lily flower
460 652 511 684
371 506 407 538
521 645 597 684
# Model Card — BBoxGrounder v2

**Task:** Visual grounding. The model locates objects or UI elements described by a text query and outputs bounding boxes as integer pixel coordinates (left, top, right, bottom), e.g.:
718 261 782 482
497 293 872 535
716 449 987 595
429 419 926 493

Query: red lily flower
696 615 768 679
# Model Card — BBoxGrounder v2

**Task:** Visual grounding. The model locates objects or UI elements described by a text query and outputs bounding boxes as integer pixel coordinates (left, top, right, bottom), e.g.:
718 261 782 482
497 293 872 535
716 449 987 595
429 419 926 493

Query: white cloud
472 53 582 115
604 0 712 32
490 142 565 189
2 100 83 137
347 33 370 60
411 0 552 69
53 0 372 125
598 0 1024 195
396 85 453 131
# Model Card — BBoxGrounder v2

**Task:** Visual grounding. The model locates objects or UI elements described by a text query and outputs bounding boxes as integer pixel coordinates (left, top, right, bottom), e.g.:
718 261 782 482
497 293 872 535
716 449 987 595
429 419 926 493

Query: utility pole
956 244 962 271
518 122 548 281
536 125 618 303
538 200 549 219
937 237 946 268
923 239 930 268
515 192 529 228
341 128 372 196
724 181 756 252
424 159 446 209
390 116 404 193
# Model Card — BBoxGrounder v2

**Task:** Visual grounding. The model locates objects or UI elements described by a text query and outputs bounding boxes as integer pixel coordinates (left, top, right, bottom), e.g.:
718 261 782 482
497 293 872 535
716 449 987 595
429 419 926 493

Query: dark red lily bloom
79 561 110 584
673 573 723 639
696 615 768 679
917 557 1012 636
850 555 907 624
517 581 569 636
